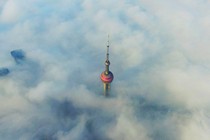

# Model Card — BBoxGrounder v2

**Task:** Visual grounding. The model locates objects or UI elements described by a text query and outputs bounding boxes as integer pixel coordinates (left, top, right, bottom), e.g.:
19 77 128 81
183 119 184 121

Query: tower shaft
103 83 110 96
105 63 109 74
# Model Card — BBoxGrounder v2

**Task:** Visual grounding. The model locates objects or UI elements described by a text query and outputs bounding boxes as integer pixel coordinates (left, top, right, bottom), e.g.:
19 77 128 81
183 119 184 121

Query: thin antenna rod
106 35 109 60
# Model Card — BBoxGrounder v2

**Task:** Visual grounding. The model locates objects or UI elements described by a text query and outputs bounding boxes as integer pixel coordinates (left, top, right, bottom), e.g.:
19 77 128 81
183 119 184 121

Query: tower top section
101 35 113 81
100 35 114 96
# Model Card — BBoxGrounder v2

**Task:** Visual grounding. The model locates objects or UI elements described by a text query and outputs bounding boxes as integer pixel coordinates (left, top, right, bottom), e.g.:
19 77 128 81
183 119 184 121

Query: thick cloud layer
0 0 210 139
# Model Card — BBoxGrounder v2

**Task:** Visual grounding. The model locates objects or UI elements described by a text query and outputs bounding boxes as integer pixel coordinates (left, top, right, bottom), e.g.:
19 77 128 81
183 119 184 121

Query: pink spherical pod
100 71 114 83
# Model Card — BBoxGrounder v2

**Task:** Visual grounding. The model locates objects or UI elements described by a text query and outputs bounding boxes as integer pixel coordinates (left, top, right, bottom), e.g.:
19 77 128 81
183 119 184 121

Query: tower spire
106 35 109 61
105 35 110 75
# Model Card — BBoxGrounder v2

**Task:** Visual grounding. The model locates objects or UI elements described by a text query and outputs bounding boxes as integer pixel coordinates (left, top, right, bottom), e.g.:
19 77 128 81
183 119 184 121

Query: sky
0 0 210 139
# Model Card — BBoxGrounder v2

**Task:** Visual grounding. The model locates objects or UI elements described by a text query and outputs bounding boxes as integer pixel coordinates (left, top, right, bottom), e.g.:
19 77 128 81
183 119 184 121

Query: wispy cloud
0 0 210 139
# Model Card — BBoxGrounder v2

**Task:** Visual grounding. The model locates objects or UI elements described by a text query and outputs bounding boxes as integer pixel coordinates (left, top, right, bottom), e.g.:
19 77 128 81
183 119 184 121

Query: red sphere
100 71 114 83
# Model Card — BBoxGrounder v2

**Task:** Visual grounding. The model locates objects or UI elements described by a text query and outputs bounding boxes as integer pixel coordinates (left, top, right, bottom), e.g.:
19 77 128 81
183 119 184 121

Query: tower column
105 61 110 74
103 83 110 96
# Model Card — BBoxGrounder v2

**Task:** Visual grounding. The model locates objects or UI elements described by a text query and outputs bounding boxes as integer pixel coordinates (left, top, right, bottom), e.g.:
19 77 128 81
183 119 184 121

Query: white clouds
107 106 150 140
164 67 210 108
180 110 210 140
0 0 23 23
0 0 210 139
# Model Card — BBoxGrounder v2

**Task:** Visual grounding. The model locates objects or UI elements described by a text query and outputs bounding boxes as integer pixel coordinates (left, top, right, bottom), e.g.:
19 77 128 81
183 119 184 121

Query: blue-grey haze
0 0 210 140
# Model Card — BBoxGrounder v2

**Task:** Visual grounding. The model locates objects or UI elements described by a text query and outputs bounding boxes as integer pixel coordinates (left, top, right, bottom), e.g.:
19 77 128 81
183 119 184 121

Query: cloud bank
0 0 210 139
